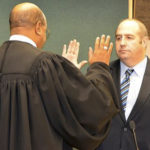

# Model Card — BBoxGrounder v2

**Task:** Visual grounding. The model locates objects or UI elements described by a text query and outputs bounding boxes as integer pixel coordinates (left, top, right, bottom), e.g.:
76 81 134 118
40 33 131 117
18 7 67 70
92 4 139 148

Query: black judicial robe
0 41 119 150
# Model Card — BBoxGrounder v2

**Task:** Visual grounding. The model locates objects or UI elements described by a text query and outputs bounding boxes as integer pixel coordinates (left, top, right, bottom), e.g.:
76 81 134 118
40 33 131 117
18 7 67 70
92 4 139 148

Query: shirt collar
9 35 37 47
120 57 147 78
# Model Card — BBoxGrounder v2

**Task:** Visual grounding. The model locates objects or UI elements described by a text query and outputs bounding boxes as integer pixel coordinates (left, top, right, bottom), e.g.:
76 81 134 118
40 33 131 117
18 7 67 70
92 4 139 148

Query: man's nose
120 38 126 46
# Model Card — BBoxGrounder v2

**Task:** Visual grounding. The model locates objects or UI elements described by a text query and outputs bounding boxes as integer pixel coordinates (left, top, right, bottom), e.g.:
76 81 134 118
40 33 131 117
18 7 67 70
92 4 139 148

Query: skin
62 35 113 68
62 39 88 69
115 20 148 67
9 2 47 48
88 35 113 66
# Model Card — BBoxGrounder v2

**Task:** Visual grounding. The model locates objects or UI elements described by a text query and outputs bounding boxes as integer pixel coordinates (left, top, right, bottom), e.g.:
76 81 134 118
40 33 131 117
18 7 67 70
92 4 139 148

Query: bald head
9 2 46 29
116 19 148 38
9 3 48 48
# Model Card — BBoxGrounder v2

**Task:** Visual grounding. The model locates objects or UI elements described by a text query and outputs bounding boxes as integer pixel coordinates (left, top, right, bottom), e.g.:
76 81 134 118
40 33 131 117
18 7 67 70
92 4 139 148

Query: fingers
63 36 112 67
88 47 93 63
94 35 112 51
97 34 110 49
108 42 113 56
62 39 84 69
62 44 66 56
68 40 73 54
89 35 113 65
100 35 105 49
95 37 100 50
104 35 110 48
67 39 79 55
75 42 80 58
78 60 88 69
98 35 111 50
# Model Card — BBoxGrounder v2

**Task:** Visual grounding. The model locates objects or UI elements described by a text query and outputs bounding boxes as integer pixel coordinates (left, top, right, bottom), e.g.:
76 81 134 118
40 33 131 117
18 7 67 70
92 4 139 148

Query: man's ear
35 21 42 36
142 36 149 49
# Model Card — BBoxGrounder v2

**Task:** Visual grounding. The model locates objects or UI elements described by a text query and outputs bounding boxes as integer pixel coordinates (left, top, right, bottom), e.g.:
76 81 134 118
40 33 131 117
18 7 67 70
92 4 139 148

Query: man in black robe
0 2 119 150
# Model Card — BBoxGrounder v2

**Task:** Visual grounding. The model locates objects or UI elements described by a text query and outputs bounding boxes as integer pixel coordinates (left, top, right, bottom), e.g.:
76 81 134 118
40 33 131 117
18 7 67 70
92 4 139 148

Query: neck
10 27 37 47
121 56 146 67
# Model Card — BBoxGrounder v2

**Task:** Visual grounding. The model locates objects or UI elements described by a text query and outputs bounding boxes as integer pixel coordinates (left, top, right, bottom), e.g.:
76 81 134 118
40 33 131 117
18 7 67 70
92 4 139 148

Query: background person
98 18 150 150
65 18 150 150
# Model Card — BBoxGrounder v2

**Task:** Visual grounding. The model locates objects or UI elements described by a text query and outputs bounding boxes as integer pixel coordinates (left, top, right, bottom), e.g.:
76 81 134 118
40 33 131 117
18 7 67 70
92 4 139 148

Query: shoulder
109 59 120 76
146 57 150 66
30 51 77 76
110 59 120 69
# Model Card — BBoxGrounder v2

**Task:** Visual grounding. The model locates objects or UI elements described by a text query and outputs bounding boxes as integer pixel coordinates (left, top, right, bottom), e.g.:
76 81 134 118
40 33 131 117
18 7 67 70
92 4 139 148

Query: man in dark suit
66 18 150 150
98 19 150 150
0 2 119 150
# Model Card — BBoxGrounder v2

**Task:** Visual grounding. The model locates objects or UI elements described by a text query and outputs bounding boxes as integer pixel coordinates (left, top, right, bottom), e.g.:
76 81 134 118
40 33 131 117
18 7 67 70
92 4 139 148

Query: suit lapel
128 58 150 121
110 60 127 122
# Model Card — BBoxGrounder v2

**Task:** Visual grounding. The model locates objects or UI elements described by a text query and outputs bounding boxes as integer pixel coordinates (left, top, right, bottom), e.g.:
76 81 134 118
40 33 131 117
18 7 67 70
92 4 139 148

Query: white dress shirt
9 34 37 47
120 57 147 120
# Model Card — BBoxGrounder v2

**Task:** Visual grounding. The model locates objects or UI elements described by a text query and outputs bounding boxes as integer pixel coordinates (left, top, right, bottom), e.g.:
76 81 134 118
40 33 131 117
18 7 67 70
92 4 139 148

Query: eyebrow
115 34 134 37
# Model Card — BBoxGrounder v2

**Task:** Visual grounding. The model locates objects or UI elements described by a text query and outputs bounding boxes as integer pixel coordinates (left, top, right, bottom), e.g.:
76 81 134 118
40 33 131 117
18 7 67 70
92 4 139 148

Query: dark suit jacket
0 41 118 150
98 58 150 150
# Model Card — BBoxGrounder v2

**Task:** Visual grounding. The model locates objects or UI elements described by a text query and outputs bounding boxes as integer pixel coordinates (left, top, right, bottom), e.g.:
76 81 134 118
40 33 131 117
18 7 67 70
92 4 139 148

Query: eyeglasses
46 29 50 39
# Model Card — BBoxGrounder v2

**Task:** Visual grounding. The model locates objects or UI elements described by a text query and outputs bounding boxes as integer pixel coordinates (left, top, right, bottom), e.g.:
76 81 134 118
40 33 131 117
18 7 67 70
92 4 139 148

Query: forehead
116 21 140 36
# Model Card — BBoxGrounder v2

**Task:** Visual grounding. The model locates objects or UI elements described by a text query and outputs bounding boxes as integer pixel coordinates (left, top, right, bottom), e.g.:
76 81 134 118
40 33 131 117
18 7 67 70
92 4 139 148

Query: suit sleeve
35 53 119 150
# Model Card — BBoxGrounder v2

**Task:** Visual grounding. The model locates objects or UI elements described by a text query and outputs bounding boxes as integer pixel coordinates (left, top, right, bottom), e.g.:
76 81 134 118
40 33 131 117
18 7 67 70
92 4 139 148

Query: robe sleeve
32 52 119 150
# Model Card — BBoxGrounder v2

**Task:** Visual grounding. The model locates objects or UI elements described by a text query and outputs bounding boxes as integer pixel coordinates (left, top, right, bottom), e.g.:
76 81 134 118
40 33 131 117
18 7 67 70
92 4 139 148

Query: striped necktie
120 69 134 112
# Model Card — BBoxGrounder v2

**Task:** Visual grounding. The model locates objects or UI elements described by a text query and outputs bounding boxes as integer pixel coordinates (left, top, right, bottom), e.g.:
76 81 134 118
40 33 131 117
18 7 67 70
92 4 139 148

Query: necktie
120 69 134 112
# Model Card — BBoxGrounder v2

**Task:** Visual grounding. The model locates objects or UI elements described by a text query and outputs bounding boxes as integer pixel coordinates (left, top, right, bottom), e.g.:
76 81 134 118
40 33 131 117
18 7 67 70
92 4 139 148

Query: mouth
118 49 128 53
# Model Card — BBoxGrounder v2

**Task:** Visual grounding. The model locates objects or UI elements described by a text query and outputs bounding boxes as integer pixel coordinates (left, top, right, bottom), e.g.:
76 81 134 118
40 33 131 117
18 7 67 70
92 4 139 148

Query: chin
118 54 128 60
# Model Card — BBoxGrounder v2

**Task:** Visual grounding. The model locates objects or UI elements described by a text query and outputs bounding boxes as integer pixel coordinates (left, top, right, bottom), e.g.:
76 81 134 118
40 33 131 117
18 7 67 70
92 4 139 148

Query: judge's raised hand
62 39 87 69
89 35 113 65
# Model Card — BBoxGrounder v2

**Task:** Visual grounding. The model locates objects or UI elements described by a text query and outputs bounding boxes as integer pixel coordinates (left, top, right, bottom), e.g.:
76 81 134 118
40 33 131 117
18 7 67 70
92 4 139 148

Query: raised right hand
88 35 113 65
